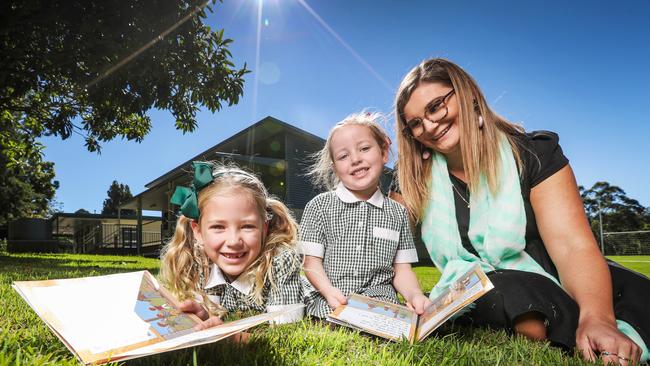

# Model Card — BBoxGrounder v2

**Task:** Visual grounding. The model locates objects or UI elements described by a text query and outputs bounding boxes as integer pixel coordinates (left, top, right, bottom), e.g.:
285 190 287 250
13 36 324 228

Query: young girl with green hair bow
160 162 304 327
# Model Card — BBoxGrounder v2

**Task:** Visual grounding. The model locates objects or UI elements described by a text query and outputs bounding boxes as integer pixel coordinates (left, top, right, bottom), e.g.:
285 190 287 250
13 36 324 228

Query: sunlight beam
296 0 393 92
252 0 263 121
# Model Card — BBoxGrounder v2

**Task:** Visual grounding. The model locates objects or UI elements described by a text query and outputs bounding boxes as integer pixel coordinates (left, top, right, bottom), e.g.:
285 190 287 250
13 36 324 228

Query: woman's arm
303 255 347 309
531 164 641 364
393 263 431 314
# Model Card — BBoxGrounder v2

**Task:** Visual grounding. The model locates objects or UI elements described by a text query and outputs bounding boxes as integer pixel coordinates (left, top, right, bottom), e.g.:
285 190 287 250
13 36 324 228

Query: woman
390 58 649 365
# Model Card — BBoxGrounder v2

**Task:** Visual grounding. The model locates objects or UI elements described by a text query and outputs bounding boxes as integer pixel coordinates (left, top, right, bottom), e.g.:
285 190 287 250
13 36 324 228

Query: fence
76 223 161 254
600 230 650 256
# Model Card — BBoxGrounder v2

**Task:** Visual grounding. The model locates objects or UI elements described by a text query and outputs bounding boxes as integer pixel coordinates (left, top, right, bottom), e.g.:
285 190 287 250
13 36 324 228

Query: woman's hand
178 299 224 330
324 287 348 310
406 293 432 315
576 315 641 366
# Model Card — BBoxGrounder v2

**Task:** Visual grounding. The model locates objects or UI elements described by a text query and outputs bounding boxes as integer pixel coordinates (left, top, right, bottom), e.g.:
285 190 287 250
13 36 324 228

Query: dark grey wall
284 133 324 210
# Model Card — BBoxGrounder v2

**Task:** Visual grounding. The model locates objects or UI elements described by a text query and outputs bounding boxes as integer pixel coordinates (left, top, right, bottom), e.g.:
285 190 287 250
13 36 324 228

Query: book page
13 271 200 364
14 272 305 365
120 304 305 360
416 264 494 341
328 294 417 341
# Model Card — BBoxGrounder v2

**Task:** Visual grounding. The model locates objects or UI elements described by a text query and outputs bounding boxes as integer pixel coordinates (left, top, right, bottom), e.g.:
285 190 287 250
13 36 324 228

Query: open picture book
13 270 303 365
327 264 494 343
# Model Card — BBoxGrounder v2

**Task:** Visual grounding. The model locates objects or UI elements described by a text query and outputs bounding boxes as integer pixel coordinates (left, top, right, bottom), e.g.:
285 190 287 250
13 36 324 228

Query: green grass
607 255 650 276
1 252 648 365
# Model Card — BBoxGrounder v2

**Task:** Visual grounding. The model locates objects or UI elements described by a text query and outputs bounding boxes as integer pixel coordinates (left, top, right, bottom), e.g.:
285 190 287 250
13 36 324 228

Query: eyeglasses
402 89 455 137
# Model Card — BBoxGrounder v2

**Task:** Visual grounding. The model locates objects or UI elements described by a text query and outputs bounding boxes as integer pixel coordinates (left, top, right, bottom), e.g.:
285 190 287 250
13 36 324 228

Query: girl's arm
531 164 641 364
393 263 431 315
303 255 347 309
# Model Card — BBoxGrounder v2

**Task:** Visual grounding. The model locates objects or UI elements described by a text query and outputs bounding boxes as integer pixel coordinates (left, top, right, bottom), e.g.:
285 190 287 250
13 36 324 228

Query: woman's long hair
394 58 524 222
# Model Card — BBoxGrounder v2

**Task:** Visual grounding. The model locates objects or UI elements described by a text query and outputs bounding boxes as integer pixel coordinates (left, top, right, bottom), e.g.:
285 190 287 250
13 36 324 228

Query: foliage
1 0 247 225
580 181 648 233
0 0 248 153
74 208 91 215
3 253 649 365
101 180 135 215
0 119 57 225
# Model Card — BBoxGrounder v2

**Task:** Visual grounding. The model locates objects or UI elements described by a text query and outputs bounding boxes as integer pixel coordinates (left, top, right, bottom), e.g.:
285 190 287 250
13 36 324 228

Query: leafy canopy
0 0 247 224
0 118 57 225
580 181 649 232
0 0 248 152
102 181 135 216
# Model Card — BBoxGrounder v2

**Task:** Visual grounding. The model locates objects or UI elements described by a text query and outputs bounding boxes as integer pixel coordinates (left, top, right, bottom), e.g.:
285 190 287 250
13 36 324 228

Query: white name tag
373 227 399 242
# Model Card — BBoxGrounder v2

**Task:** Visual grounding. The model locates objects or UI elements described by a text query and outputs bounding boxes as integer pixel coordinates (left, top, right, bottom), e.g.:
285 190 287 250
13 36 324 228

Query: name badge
372 227 399 242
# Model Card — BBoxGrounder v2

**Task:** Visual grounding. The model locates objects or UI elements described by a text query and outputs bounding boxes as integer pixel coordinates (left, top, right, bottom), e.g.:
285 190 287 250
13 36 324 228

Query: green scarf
420 135 649 359
421 134 559 299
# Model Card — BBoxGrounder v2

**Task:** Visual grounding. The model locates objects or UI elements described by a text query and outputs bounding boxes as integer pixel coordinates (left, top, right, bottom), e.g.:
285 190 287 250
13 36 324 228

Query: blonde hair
309 111 391 190
394 58 524 222
160 164 299 317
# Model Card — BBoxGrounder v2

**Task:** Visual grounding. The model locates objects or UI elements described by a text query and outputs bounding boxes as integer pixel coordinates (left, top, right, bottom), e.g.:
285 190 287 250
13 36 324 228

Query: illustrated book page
13 270 302 365
415 264 494 341
327 293 418 341
327 264 494 343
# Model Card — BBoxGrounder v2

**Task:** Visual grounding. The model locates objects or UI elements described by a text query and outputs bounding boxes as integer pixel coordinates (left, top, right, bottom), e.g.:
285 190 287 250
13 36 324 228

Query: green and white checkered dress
300 183 418 318
201 247 304 324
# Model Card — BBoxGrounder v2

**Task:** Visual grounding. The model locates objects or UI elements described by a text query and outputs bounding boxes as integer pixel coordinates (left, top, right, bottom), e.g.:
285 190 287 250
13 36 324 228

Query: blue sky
41 0 650 213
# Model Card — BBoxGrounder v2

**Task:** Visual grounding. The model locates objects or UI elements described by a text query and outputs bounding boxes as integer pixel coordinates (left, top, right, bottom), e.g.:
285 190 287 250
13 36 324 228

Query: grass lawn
1 252 648 365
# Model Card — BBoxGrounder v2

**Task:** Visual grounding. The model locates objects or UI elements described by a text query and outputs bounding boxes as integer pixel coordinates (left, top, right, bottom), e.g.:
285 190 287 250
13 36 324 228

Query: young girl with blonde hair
301 111 430 319
160 162 303 326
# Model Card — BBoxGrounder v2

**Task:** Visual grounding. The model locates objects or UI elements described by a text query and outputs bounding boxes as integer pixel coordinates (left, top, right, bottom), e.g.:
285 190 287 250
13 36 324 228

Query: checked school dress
201 247 304 324
300 183 419 318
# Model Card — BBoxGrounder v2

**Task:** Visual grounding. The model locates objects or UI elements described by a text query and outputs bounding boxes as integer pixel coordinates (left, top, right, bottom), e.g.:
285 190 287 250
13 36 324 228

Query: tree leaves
102 181 135 216
580 181 649 233
1 0 247 223
1 0 248 152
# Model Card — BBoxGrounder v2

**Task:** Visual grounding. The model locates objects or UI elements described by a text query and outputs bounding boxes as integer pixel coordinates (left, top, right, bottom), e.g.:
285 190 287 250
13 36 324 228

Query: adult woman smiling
390 58 649 365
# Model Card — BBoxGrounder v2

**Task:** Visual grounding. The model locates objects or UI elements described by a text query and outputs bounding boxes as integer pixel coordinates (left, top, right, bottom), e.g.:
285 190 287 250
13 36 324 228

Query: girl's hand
576 315 641 365
324 288 348 310
178 299 209 320
406 293 432 315
178 299 224 330
194 315 224 331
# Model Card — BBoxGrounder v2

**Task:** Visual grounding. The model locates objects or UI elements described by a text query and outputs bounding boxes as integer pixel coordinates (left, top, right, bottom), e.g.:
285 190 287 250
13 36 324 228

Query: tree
1 0 247 152
1 0 247 223
580 181 646 233
102 181 135 216
75 208 91 215
0 121 57 225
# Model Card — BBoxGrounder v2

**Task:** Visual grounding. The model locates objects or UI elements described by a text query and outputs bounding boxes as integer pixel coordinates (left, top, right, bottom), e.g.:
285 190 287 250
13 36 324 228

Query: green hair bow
170 161 215 220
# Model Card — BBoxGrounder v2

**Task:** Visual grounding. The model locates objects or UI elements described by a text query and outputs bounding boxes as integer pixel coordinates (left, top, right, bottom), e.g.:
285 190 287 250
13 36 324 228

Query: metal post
597 199 604 254
137 197 143 256
117 205 121 249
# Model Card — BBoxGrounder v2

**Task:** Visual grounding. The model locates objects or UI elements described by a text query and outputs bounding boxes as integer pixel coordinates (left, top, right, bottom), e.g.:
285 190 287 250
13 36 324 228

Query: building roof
121 116 325 211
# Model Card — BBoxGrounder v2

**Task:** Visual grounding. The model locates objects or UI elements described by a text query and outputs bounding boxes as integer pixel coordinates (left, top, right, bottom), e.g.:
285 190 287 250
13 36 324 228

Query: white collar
203 263 254 295
335 182 384 208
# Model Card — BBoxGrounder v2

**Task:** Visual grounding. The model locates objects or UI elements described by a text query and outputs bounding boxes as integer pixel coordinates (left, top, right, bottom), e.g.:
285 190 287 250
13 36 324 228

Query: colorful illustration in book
347 296 411 321
134 274 195 338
